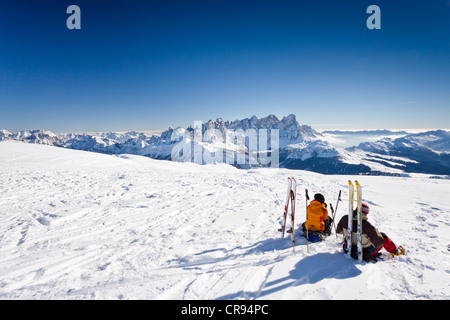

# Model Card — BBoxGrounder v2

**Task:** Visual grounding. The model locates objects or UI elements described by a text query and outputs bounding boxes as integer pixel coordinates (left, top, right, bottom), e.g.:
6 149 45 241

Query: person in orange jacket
302 193 333 241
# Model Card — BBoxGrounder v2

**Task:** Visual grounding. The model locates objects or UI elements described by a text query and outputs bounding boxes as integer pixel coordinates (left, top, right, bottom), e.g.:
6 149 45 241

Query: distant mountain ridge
323 129 410 135
349 129 450 175
1 115 449 175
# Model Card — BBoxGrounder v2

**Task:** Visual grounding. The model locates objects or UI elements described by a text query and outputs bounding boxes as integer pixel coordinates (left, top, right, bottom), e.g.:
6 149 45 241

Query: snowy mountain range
1 115 449 175
348 130 450 175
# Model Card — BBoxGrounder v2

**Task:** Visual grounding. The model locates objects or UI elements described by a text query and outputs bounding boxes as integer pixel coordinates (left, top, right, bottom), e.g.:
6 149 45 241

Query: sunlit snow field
0 141 449 299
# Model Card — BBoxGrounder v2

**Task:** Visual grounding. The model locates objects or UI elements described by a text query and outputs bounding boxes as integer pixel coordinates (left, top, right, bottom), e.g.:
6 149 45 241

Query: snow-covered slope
0 141 448 300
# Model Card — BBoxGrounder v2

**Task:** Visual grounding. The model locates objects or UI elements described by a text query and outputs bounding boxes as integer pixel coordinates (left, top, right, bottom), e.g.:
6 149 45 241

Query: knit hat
314 193 325 204
361 203 370 214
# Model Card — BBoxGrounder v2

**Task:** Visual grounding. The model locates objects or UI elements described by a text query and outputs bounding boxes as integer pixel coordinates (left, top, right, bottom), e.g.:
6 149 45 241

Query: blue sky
0 0 449 132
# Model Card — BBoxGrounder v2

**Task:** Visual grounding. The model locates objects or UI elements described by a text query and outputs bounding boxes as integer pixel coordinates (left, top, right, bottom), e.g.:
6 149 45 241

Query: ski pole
291 178 297 254
330 203 334 216
332 190 342 237
291 190 295 253
305 189 310 254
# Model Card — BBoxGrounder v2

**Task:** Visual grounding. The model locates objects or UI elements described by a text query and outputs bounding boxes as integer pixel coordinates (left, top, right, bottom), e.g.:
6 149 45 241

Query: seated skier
302 193 333 241
336 203 405 261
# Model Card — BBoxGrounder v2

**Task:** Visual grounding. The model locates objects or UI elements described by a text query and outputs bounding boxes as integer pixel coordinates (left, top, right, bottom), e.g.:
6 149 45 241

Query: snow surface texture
0 141 449 300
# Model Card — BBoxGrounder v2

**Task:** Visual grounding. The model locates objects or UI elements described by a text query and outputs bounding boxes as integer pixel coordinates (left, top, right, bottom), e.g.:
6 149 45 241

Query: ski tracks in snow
0 143 449 299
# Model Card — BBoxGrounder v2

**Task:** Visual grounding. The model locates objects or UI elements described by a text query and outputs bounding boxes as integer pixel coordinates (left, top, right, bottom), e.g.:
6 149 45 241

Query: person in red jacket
336 203 405 261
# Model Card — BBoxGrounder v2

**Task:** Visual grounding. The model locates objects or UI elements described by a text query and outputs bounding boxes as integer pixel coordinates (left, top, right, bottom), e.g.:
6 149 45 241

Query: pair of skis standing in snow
279 177 405 262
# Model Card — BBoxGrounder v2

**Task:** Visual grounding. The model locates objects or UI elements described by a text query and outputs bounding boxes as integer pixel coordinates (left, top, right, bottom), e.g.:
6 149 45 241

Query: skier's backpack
305 232 322 243
301 223 324 242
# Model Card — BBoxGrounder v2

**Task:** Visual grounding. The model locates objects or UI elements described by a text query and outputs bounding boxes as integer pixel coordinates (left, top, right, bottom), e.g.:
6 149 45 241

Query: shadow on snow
166 236 360 299
216 252 361 299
